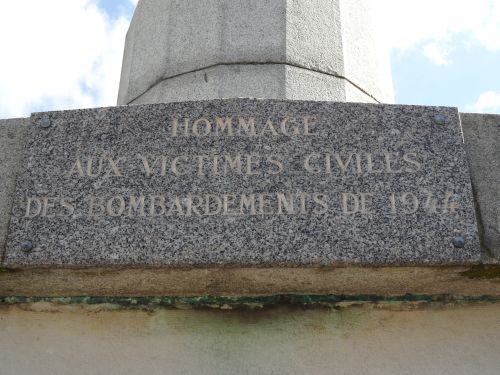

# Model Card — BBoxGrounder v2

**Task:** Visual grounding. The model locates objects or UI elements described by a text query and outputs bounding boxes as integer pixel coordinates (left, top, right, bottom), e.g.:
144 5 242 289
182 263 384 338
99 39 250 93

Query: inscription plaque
5 99 480 266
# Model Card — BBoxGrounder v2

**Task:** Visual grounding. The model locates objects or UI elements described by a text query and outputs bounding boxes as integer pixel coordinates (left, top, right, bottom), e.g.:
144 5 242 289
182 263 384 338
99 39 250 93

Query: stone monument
118 0 394 105
0 0 498 297
1 2 499 374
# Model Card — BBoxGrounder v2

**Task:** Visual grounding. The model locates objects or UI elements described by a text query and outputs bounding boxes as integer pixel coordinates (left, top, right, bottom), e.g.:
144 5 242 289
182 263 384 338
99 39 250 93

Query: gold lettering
106 157 124 177
334 153 355 175
403 152 422 172
197 155 207 177
41 197 56 218
325 154 332 174
384 151 402 173
443 192 460 213
280 117 300 136
239 194 256 215
88 196 105 216
424 192 439 213
223 194 238 215
171 156 189 176
277 193 294 215
186 194 203 216
245 155 260 175
224 154 242 175
298 192 310 214
60 197 74 217
215 117 234 136
138 155 167 177
67 157 85 177
238 117 256 136
212 155 220 175
402 192 419 214
303 116 317 136
106 196 125 217
192 118 211 136
171 118 189 137
342 193 359 214
149 195 166 216
260 119 279 136
366 153 383 174
313 193 328 214
25 197 42 218
360 193 374 214
128 195 145 217
204 194 222 215
86 157 103 177
258 193 273 215
304 154 321 173
167 196 184 216
267 156 284 175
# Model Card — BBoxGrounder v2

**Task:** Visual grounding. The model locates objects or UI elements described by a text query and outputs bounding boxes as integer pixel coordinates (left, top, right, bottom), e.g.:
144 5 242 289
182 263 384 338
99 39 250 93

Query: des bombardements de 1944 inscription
5 99 480 266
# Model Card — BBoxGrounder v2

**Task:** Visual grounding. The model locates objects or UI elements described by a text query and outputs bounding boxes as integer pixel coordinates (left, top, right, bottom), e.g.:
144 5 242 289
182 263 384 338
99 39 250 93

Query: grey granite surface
461 113 500 259
4 99 479 267
0 118 28 262
128 64 377 106
118 0 393 105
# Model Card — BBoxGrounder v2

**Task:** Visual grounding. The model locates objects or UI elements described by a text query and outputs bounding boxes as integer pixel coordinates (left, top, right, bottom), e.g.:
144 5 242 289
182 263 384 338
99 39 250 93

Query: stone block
130 64 377 105
118 0 393 105
0 118 28 262
4 99 478 267
339 0 394 104
461 113 500 259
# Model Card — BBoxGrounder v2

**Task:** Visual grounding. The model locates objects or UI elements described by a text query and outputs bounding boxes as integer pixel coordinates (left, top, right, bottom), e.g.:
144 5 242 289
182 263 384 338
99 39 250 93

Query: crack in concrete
126 62 382 105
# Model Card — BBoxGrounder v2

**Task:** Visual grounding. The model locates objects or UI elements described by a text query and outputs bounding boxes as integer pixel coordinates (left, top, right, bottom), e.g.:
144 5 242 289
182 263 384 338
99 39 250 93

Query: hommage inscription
6 99 480 266
26 149 454 219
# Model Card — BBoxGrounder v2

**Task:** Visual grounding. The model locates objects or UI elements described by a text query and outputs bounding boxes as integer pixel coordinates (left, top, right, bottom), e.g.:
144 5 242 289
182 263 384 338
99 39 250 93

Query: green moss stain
460 265 500 279
0 294 498 310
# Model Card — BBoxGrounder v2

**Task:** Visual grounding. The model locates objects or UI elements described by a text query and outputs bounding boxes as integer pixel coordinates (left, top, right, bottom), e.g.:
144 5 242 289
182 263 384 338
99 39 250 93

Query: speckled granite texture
4 99 479 267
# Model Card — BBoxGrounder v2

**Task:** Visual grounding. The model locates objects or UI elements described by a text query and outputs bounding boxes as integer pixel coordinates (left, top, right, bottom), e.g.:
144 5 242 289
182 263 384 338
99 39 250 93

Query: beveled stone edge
0 265 498 297
0 117 30 265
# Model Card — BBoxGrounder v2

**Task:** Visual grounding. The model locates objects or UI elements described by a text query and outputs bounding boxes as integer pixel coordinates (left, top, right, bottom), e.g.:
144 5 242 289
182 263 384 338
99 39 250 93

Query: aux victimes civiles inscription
5 99 480 266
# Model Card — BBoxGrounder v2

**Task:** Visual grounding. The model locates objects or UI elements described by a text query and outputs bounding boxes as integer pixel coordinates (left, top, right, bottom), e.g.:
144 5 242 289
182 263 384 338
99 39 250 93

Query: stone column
117 0 394 105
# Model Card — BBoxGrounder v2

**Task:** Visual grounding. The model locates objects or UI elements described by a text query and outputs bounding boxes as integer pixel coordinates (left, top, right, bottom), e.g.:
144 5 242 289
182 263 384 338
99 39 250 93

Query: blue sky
98 0 136 17
393 43 500 107
392 33 500 110
0 0 499 118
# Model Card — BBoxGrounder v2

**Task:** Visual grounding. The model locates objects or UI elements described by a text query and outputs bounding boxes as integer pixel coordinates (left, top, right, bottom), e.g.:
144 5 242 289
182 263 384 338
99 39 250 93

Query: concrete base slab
1 303 499 375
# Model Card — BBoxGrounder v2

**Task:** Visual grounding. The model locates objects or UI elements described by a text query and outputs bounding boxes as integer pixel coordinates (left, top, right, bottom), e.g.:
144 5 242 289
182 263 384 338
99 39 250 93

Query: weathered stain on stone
1 294 498 311
460 265 500 279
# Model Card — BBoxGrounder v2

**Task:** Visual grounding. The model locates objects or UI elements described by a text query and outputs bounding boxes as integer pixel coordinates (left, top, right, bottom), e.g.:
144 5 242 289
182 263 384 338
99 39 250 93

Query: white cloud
372 0 500 63
1 0 498 117
467 90 500 113
0 0 130 118
422 43 452 66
